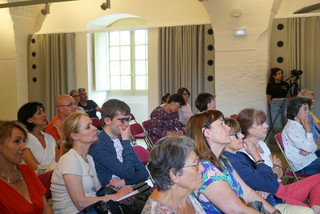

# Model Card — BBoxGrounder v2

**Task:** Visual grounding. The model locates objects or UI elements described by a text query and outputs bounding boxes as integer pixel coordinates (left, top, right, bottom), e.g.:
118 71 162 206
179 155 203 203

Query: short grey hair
298 89 314 97
148 136 196 191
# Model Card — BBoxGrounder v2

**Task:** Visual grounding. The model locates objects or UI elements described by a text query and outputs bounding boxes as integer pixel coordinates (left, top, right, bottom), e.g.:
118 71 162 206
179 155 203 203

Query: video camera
291 69 303 76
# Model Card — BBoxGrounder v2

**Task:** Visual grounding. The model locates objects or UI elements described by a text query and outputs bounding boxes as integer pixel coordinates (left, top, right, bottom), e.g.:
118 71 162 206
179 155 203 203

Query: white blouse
282 119 317 172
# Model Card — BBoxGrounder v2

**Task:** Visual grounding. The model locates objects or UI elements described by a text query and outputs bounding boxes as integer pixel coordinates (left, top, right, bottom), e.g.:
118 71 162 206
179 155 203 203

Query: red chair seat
132 133 145 138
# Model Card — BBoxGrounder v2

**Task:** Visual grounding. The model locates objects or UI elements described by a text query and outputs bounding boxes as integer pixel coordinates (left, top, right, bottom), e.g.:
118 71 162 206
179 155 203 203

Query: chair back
130 123 144 136
91 118 103 129
274 133 310 182
230 114 238 119
38 170 53 199
142 120 155 149
133 145 150 165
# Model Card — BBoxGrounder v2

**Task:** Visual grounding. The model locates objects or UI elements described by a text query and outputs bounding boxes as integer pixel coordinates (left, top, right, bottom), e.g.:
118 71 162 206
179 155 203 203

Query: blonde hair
63 112 88 151
224 118 241 135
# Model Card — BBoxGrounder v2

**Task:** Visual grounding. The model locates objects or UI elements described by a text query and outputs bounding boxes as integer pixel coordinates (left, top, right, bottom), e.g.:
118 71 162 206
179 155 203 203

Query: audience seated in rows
225 116 319 213
142 136 205 214
177 87 193 127
282 97 320 175
0 121 52 213
51 112 133 214
18 102 61 172
195 92 216 112
77 88 101 119
69 90 85 113
299 89 320 156
88 99 149 188
186 110 277 214
148 94 185 143
44 94 77 141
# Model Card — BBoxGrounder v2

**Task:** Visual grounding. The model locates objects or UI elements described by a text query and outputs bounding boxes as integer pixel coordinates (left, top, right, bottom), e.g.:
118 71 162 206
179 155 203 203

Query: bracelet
273 164 282 170
255 159 265 166
272 209 281 214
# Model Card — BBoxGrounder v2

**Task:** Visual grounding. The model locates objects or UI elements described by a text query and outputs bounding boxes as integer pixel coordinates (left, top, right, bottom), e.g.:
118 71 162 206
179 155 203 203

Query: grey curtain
28 33 76 120
286 16 320 116
159 25 212 112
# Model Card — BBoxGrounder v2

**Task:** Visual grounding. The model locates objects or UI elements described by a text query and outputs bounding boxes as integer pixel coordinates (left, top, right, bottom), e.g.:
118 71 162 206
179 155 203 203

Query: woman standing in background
266 67 290 133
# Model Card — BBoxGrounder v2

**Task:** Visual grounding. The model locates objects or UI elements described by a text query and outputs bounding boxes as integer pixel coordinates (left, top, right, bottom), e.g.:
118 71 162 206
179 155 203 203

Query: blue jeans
296 158 320 175
270 100 287 133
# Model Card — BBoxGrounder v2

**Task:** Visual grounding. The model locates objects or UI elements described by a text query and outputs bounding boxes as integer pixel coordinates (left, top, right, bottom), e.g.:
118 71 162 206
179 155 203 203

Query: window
94 29 148 94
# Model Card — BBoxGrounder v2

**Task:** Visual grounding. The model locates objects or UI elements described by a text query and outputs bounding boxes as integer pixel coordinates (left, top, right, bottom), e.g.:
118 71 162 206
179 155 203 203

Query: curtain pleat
28 33 75 120
159 25 212 112
286 17 320 116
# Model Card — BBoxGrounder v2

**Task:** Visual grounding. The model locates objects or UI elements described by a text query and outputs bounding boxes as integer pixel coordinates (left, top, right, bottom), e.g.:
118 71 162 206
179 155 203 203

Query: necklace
0 166 23 184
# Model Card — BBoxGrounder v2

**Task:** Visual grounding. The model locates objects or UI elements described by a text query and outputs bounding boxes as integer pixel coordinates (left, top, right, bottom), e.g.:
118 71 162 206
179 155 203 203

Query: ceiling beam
0 0 81 9
293 3 320 14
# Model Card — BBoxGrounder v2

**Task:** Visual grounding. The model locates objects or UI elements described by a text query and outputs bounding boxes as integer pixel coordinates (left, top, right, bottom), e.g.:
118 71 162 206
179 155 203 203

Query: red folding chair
38 170 54 199
91 118 103 129
133 145 150 165
130 122 153 149
142 120 155 148
274 133 310 183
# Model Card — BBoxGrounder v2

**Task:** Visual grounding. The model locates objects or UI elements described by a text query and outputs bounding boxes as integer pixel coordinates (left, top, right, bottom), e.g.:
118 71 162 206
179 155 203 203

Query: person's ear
27 117 34 124
70 133 78 141
104 117 112 126
202 127 209 138
169 168 180 183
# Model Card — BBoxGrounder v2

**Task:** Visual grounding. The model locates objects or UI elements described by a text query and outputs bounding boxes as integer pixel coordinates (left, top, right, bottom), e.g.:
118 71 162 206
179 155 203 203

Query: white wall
1 0 319 120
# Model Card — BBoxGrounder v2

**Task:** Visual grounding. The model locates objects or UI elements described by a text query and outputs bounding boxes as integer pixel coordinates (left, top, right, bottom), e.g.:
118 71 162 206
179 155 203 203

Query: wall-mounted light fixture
233 28 247 37
101 0 110 10
41 3 50 15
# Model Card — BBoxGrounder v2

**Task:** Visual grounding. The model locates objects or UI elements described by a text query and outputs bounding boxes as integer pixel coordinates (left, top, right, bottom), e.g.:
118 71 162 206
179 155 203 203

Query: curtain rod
0 0 80 9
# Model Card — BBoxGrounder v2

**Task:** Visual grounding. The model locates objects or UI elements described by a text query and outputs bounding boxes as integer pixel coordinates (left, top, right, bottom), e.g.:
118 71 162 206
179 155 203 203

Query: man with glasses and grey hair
77 88 101 118
44 94 77 141
89 99 149 188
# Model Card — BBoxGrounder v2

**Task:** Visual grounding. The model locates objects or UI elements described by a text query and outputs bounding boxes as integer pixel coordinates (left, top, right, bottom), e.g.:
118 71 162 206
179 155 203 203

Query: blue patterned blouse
193 157 243 214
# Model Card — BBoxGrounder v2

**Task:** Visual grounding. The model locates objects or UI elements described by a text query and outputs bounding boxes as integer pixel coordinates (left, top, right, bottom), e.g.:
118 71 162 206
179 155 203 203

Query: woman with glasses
69 90 85 113
177 87 193 127
142 136 205 214
149 94 185 143
224 117 318 214
51 112 133 214
186 110 277 214
18 102 61 173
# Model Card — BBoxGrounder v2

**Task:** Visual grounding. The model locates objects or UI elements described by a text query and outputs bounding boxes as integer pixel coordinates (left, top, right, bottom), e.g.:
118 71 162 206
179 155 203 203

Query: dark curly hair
286 97 311 120
17 102 45 132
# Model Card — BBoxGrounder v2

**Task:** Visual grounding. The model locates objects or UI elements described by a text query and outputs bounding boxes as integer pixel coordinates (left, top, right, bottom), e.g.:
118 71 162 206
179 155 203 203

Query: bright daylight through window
94 29 148 94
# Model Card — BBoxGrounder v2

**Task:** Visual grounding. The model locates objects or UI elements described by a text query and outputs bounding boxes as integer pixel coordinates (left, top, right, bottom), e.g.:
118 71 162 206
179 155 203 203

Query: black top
266 81 289 99
78 100 98 118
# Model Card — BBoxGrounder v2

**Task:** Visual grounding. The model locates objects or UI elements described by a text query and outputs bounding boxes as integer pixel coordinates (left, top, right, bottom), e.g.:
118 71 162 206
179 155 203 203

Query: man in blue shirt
89 99 149 187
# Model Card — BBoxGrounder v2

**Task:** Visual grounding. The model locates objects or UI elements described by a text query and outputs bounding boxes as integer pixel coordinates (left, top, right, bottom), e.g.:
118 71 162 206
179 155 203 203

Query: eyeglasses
115 116 132 124
72 95 80 98
183 156 200 169
59 102 77 107
230 130 242 139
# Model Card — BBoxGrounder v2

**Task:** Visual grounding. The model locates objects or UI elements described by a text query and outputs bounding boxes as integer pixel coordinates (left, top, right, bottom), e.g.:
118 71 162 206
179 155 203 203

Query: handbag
80 200 134 214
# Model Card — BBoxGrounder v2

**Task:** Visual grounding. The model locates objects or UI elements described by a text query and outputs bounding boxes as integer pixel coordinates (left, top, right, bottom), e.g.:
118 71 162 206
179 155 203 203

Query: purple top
148 106 183 143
